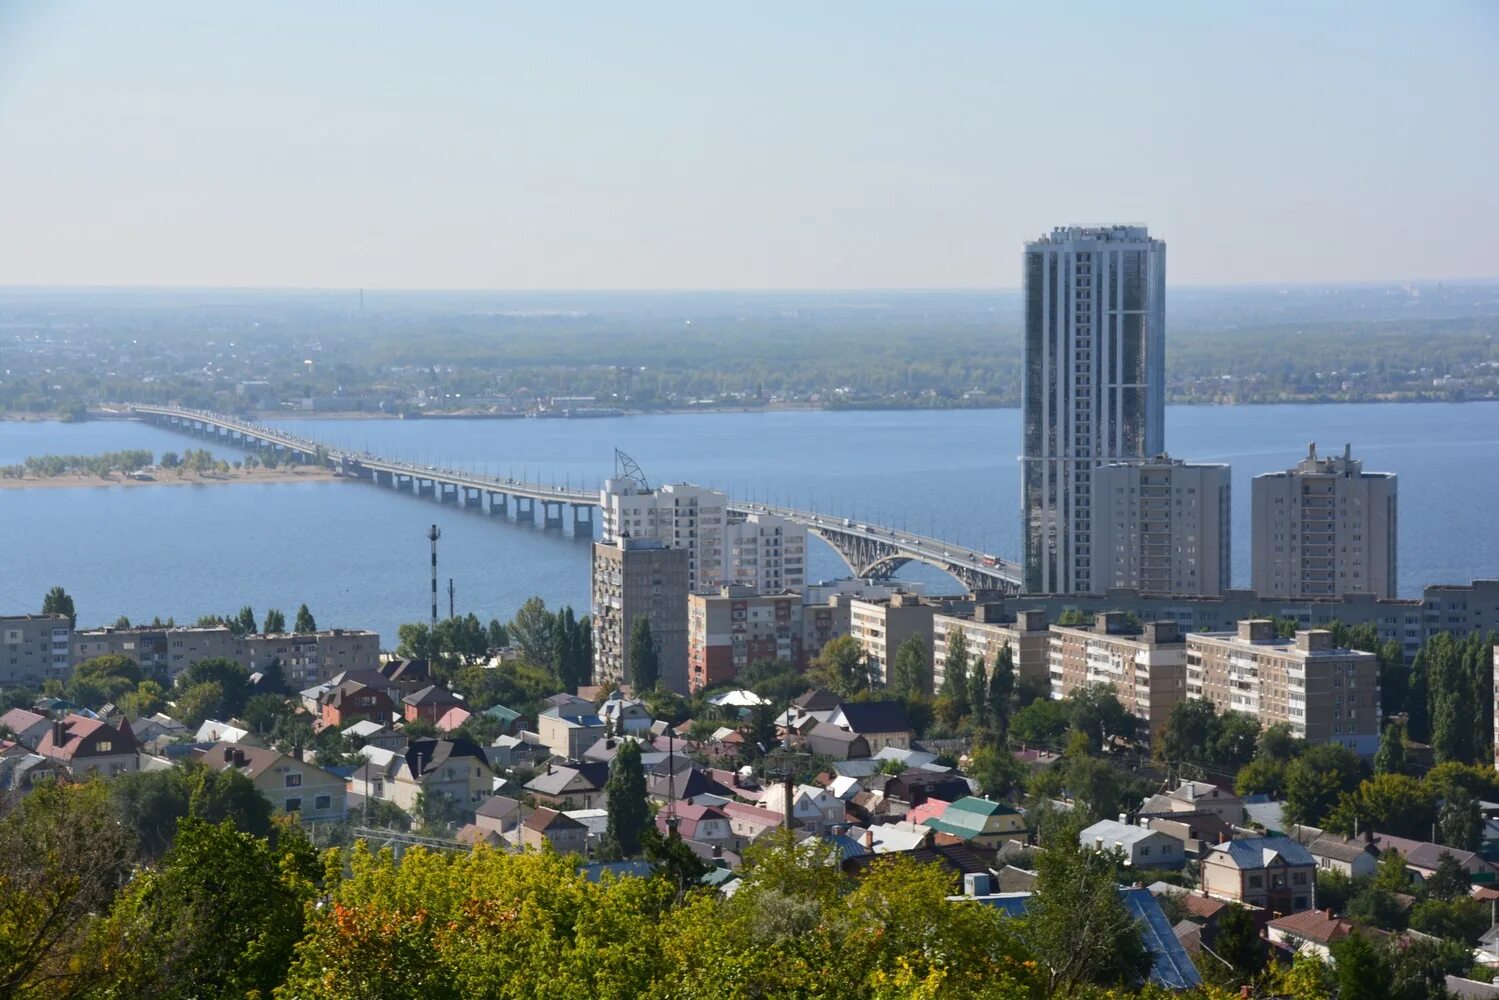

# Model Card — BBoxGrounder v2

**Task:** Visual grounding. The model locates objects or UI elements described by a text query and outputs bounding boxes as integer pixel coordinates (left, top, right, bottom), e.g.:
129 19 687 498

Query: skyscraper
1251 443 1397 600
1022 225 1166 594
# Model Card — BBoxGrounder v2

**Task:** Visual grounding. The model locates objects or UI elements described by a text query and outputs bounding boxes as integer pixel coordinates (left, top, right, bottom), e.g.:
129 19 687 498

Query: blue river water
2 402 1495 645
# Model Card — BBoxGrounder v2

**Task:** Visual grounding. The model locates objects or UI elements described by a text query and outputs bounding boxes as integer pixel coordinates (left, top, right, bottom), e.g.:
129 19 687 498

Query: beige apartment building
847 594 936 687
591 537 691 692
1 613 72 686
932 607 1051 693
1187 620 1380 754
688 588 803 694
71 625 380 685
1251 443 1397 600
1092 456 1231 597
245 628 381 686
1047 613 1188 735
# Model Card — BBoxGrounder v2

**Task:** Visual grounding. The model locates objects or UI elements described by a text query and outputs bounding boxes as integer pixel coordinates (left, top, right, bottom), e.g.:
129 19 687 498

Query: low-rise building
825 701 913 753
36 714 139 777
1266 909 1366 960
1372 833 1496 883
1081 819 1186 869
760 783 845 834
1305 834 1380 879
1201 836 1316 912
537 707 606 761
320 678 397 730
932 607 1051 695
926 796 1027 847
0 707 52 749
403 684 464 725
519 807 589 854
198 743 347 821
1187 620 1381 754
352 737 494 814
1 613 72 685
525 762 610 810
1048 614 1188 736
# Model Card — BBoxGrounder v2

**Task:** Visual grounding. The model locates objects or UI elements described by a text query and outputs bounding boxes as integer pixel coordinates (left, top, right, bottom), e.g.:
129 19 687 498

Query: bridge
129 404 1021 592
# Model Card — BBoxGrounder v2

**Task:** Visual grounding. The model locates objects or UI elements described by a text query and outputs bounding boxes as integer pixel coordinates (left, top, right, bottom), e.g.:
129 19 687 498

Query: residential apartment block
70 625 380 685
688 588 804 694
1022 225 1167 596
1092 456 1231 597
1251 443 1397 600
1187 620 1380 754
591 537 690 692
1047 613 1188 735
847 594 937 687
932 606 1051 694
1 613 72 685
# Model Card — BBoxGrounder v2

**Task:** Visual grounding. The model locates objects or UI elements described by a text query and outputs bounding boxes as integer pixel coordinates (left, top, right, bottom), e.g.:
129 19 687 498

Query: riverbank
0 467 339 490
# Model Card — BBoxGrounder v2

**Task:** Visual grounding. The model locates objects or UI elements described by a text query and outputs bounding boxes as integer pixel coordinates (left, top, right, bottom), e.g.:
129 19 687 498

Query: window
285 798 302 812
285 773 302 788
97 741 113 753
314 794 332 811
1248 875 1263 888
1293 872 1307 885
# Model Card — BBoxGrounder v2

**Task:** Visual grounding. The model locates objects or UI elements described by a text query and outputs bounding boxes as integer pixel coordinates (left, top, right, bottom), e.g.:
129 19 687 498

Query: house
320 679 396 730
352 737 494 813
128 712 189 747
956 887 1202 990
198 742 347 821
1306 834 1380 878
519 806 588 854
1140 780 1244 827
342 720 408 751
845 841 995 888
1081 819 1186 870
1142 812 1235 858
598 696 653 735
825 701 913 752
761 783 845 834
927 796 1028 847
884 769 973 809
543 693 598 716
379 657 430 689
1266 908 1369 960
536 707 606 761
0 707 52 749
1201 836 1316 912
434 706 472 733
482 703 523 733
723 801 792 845
645 759 734 804
525 762 611 810
0 751 67 791
37 714 139 777
657 802 736 851
804 722 871 760
565 808 611 850
1372 833 1497 883
402 684 464 725
474 794 522 837
194 719 251 744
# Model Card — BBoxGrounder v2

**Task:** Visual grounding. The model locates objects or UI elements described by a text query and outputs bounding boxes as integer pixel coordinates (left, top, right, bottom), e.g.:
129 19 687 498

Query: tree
0 779 136 999
1374 721 1408 775
628 617 660 692
1325 773 1437 841
99 818 317 999
968 741 1025 798
888 634 929 699
231 605 257 637
1424 852 1470 902
1158 698 1216 766
1438 792 1482 851
109 761 274 859
809 635 869 698
178 657 253 717
1258 722 1303 762
174 681 227 728
1211 903 1266 980
942 628 970 717
1331 932 1392 1000
508 596 557 665
1284 742 1364 827
262 608 286 634
42 585 76 627
1410 894 1489 946
1234 757 1289 799
293 603 316 633
486 618 508 650
990 642 1015 741
604 741 650 857
967 659 990 730
1066 684 1136 748
1022 814 1152 993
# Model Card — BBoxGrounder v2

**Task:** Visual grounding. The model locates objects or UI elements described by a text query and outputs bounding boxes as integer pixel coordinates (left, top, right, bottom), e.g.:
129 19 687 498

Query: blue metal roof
962 887 1203 990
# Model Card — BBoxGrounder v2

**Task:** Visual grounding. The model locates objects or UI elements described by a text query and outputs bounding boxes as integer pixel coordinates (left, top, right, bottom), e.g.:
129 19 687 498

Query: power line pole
427 524 441 625
448 578 455 620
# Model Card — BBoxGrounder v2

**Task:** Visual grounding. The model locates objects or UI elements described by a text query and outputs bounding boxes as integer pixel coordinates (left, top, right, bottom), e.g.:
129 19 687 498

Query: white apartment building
847 594 935 687
1021 225 1167 595
600 479 805 593
1093 456 1231 597
1251 443 1397 600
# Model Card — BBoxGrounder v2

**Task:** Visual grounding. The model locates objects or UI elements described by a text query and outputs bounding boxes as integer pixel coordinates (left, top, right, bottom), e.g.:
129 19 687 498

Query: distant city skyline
2 2 1497 290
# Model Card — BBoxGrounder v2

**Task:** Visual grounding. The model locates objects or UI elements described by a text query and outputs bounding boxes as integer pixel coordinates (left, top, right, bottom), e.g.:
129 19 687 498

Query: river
2 402 1495 645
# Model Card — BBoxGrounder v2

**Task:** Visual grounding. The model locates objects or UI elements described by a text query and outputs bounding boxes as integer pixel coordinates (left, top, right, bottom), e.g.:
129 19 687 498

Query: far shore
0 467 339 490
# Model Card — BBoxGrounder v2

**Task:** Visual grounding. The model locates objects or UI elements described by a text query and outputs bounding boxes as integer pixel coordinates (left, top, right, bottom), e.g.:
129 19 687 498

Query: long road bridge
129 404 1022 592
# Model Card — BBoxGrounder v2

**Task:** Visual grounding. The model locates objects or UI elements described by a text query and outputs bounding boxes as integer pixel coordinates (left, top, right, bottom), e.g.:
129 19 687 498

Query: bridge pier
438 482 458 504
488 492 508 517
542 500 564 530
571 503 593 535
463 487 482 509
374 469 393 488
515 497 535 523
417 479 435 498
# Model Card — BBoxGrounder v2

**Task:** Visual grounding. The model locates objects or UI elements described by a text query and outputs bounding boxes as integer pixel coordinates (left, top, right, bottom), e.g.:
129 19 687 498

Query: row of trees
1 449 153 479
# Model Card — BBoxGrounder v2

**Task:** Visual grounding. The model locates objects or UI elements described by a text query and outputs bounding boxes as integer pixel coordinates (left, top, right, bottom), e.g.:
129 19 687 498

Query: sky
2 2 1497 291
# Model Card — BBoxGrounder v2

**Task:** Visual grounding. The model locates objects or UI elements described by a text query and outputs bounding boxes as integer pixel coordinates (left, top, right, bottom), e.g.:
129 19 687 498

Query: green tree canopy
293 603 316 633
42 585 76 627
888 633 929 699
604 740 650 857
628 616 660 692
262 608 287 634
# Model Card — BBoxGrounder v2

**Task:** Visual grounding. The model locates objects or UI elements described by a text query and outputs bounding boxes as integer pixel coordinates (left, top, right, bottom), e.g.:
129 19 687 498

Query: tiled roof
524 806 584 833
1372 833 1489 873
37 714 136 761
1268 908 1357 945
403 684 461 707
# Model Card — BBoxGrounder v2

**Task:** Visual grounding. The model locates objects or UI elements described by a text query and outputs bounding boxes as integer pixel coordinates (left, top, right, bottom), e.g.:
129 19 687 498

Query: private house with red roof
36 714 139 777
0 707 51 749
403 684 464 725
723 801 789 846
435 705 473 733
656 802 734 852
1266 908 1380 959
319 678 396 730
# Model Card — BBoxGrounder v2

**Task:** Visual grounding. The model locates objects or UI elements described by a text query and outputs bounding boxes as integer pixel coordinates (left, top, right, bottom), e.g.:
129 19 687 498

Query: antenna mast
427 524 441 625
614 448 651 491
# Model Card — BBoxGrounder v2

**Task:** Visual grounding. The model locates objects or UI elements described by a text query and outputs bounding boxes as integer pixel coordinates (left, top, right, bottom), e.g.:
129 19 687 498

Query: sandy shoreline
0 468 340 490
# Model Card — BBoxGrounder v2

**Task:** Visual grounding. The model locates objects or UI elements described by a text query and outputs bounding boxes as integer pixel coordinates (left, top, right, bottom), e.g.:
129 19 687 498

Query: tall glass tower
1021 225 1166 595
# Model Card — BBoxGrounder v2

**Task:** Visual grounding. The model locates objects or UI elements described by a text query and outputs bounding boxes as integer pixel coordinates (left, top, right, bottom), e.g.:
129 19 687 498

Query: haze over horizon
3 1 1496 291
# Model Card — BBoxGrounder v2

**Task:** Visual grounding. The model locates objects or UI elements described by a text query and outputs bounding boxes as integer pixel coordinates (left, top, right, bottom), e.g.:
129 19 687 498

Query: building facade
1187 620 1381 754
847 594 936 687
688 587 804 693
591 537 690 692
1 613 72 685
1251 443 1398 600
1093 456 1231 596
70 625 378 685
1048 614 1188 735
932 607 1051 694
1022 225 1167 596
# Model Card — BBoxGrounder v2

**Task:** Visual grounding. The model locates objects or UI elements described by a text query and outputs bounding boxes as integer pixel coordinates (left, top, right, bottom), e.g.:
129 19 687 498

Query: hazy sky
3 2 1496 290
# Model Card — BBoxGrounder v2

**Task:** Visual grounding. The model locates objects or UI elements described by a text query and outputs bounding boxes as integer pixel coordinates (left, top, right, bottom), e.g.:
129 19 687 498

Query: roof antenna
614 449 651 491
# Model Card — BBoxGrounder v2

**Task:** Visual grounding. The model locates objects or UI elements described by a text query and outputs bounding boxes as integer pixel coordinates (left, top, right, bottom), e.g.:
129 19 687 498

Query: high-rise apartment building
590 537 691 693
1251 444 1397 600
1187 620 1380 754
600 480 805 593
1022 225 1166 595
847 594 938 687
1093 456 1232 597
